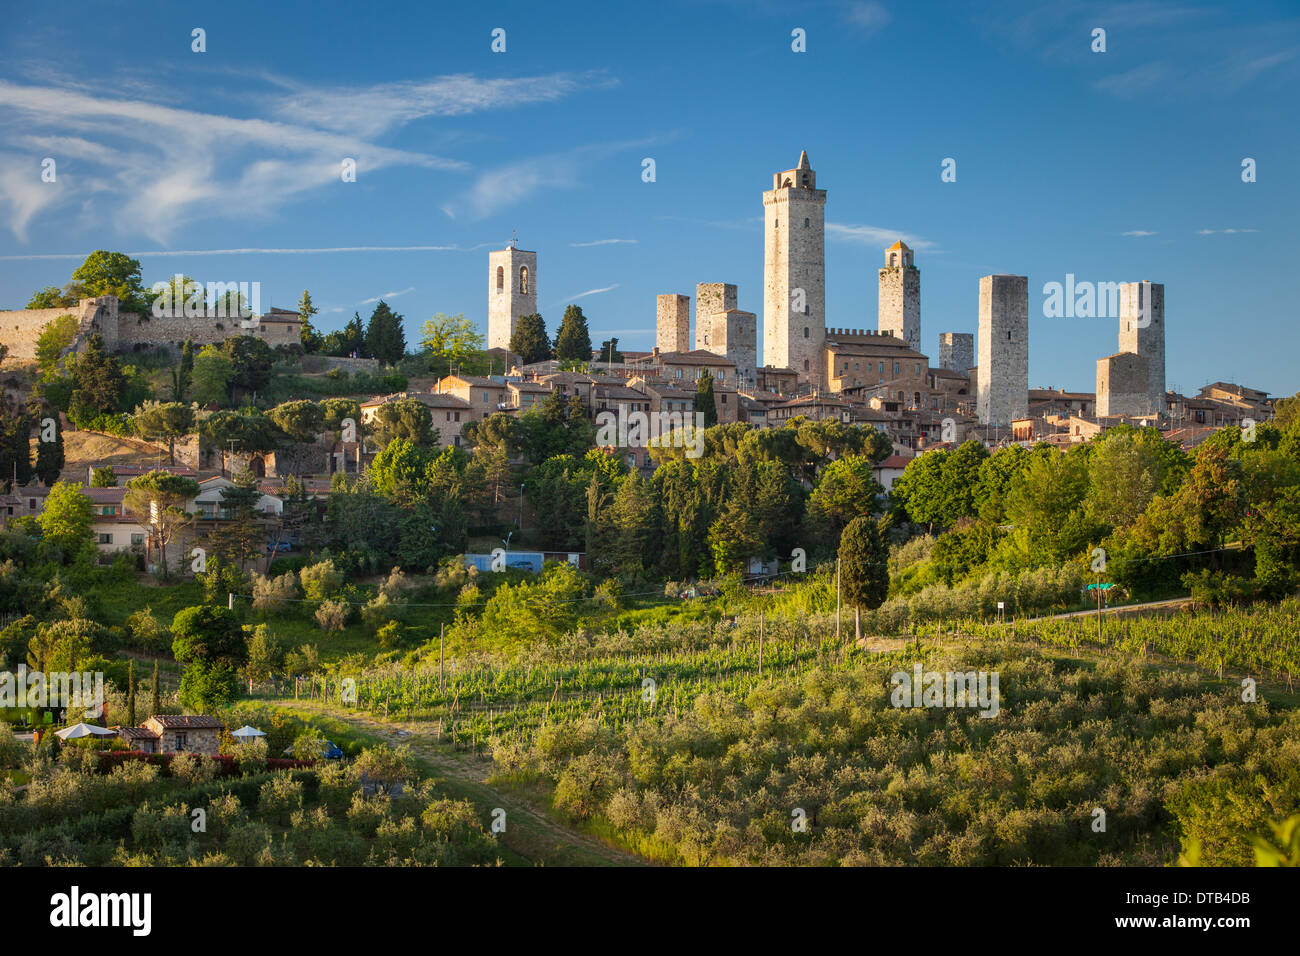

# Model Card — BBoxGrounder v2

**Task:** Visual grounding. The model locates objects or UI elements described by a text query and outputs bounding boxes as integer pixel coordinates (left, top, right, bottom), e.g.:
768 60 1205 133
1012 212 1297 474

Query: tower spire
797 150 810 169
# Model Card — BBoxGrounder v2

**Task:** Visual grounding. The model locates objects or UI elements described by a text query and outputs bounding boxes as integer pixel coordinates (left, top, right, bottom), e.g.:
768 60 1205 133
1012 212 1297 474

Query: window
482 392 489 402
803 327 809 339
131 533 145 545
878 362 884 374
455 412 461 422
893 362 899 376
915 363 920 376
804 218 809 227
803 359 810 371
496 266 504 292
519 267 529 294
98 533 112 545
1008 331 1012 340
890 254 897 267
175 733 187 752
722 394 727 404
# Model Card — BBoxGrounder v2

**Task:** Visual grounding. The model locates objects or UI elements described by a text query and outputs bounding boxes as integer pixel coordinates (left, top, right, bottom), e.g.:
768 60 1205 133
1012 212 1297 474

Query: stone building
762 151 826 386
878 241 921 353
694 283 737 350
1117 280 1164 412
656 294 690 353
488 239 537 351
118 715 224 756
823 328 930 406
1096 352 1152 418
938 332 973 376
699 308 757 387
976 275 1029 425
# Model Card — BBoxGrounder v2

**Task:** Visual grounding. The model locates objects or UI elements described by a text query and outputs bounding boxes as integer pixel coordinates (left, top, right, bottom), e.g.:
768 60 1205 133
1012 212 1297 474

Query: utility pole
439 623 445 693
1096 571 1102 645
759 609 764 677
518 483 525 530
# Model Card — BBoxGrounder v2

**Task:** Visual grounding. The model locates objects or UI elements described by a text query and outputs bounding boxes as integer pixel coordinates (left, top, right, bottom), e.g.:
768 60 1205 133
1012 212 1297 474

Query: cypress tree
695 372 718 427
127 660 136 726
151 660 160 716
509 313 551 365
554 304 592 363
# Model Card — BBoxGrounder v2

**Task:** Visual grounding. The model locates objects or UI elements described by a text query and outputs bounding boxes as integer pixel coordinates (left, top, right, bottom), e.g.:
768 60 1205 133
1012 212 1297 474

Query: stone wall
656 294 690 353
977 275 1029 425
1096 352 1152 417
0 297 110 361
939 332 974 375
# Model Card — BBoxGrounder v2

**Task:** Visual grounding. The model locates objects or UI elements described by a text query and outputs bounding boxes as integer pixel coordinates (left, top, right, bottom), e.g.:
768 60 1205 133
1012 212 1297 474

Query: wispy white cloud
1094 62 1177 98
0 243 484 261
443 135 662 220
547 284 619 308
0 69 610 241
1195 228 1259 235
1122 229 1158 237
271 71 618 139
826 222 936 251
359 287 415 305
842 2 890 34
570 238 638 247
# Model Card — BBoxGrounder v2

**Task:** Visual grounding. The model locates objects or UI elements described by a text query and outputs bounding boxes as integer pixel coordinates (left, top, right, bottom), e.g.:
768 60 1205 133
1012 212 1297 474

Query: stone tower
694 283 737 351
1118 281 1165 412
656 294 690 353
976 274 1029 425
878 240 920 352
938 332 973 376
488 240 537 351
763 150 826 386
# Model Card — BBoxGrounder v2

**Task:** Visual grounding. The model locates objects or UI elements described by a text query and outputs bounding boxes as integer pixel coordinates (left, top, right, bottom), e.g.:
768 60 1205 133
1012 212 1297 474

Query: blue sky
1 0 1296 395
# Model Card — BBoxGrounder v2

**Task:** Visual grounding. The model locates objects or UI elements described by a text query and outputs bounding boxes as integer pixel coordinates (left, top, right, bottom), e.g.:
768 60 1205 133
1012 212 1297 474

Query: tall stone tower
488 239 537 351
763 151 826 385
976 274 1029 425
938 332 973 375
878 241 920 352
656 294 690 353
694 283 737 351
1118 281 1165 412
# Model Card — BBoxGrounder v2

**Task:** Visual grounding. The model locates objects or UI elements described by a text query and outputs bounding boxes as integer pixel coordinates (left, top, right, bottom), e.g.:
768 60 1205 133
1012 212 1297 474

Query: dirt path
273 700 645 867
1047 597 1192 620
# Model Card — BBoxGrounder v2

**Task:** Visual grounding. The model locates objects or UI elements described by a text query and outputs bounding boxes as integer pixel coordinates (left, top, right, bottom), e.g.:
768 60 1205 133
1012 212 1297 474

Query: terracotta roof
117 726 160 740
146 714 224 729
441 375 505 388
886 240 911 251
633 350 736 367
876 454 913 469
